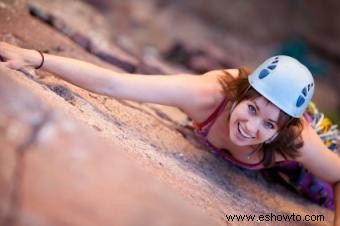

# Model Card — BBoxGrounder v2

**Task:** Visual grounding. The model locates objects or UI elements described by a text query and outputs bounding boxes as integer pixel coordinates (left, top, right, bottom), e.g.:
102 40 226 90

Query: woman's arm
0 42 221 114
297 120 340 182
296 119 340 225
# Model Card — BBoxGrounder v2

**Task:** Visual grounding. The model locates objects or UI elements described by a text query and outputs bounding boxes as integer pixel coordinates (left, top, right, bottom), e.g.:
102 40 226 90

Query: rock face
0 0 336 226
0 68 216 226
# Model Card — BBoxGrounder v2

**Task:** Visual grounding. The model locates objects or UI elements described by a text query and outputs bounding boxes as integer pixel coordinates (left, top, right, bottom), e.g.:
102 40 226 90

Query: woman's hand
0 42 40 70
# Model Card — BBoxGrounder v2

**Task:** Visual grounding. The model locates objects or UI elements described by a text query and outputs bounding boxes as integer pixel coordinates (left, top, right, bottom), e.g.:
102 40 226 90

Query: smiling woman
192 57 339 217
0 42 339 225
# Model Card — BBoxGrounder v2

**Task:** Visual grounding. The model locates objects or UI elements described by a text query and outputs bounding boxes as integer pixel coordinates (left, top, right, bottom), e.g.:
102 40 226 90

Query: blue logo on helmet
258 57 279 79
296 82 314 107
296 96 305 107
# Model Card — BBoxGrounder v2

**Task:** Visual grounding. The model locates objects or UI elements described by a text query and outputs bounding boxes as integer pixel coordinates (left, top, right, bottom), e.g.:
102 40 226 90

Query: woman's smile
237 122 255 139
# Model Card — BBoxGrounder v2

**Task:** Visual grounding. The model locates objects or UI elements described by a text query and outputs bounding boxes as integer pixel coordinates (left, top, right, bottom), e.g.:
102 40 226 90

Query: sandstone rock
0 1 336 225
0 68 217 226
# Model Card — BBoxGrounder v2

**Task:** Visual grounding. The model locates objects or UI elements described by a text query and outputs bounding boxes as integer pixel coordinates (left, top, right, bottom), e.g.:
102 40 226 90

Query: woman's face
228 96 280 146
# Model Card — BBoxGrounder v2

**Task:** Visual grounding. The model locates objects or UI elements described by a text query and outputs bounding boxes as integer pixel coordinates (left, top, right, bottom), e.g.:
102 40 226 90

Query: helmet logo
296 82 314 107
258 56 279 79
296 96 305 107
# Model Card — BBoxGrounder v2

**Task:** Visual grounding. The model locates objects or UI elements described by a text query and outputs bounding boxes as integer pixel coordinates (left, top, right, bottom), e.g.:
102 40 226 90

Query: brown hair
218 67 304 167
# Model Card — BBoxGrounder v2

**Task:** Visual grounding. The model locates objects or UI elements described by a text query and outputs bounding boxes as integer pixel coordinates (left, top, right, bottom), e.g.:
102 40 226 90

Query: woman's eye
264 122 274 129
248 105 256 114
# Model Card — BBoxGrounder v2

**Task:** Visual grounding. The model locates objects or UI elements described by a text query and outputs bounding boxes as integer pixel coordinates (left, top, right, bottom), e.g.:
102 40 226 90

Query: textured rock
0 0 336 226
0 68 216 226
0 122 17 223
27 0 186 75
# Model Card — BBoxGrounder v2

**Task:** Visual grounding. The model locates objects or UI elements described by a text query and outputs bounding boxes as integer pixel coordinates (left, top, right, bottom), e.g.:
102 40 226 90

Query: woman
0 42 339 224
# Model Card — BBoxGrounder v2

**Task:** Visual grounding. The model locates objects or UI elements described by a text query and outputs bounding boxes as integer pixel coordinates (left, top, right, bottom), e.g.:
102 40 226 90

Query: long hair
218 67 304 167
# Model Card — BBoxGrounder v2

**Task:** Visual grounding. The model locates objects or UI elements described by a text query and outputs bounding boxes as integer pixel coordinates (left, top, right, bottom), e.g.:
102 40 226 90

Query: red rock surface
0 0 336 225
0 69 216 226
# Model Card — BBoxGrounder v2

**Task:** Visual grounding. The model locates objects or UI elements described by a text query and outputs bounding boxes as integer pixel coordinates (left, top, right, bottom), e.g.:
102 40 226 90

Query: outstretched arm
0 42 221 114
296 119 340 225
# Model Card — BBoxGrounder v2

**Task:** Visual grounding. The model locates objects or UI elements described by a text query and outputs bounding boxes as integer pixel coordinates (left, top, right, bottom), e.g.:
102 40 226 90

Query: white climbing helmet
248 55 314 118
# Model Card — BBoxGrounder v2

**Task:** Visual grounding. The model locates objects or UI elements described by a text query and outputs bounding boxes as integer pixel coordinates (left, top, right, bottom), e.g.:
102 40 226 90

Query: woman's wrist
35 50 44 69
24 49 44 68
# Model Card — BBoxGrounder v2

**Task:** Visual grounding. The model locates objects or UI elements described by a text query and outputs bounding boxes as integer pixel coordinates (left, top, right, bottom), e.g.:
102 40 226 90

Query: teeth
238 124 253 139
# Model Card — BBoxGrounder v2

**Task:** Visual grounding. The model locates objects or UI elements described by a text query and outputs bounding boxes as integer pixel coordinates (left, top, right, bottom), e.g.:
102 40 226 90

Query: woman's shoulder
186 69 238 122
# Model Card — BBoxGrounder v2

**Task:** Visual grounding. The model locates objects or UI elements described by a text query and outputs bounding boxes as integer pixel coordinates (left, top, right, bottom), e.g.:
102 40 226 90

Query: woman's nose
246 118 260 136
